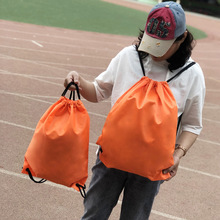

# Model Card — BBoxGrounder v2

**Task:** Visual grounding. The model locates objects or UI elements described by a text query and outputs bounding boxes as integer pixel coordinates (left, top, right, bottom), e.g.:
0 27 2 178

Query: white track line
202 117 220 124
0 44 111 60
0 35 121 52
205 77 220 83
0 168 74 192
1 119 220 179
206 89 220 92
197 138 220 146
38 61 106 70
0 54 105 71
151 210 187 220
203 102 220 109
203 118 220 124
31 40 43 48
0 120 35 131
179 166 220 179
0 70 62 86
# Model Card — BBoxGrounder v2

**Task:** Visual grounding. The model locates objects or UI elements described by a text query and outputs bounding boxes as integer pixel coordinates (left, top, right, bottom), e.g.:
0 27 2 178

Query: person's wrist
175 144 187 158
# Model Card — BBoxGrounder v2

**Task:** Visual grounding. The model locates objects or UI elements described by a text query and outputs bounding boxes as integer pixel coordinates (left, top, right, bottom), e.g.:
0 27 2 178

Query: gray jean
81 156 162 220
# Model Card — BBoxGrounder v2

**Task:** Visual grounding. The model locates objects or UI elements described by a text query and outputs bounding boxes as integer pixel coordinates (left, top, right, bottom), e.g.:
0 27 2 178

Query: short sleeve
181 63 206 135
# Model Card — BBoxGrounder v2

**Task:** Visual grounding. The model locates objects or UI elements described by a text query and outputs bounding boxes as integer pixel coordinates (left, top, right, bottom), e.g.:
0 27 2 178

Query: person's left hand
163 155 180 181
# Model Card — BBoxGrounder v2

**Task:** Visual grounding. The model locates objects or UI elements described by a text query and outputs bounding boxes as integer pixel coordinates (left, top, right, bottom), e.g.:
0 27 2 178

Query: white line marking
0 90 55 105
179 166 220 179
205 77 220 83
39 61 106 70
0 120 35 131
88 111 107 118
19 94 59 99
0 54 70 72
0 168 75 192
197 138 220 146
151 210 187 220
0 35 120 52
0 70 63 86
0 70 65 80
204 102 220 109
1 119 220 179
0 53 105 71
197 57 220 61
0 44 111 60
203 118 220 124
206 89 220 92
31 40 43 48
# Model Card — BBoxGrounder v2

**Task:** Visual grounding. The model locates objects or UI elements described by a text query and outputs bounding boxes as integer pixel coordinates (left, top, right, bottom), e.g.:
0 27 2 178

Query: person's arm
64 71 98 103
163 131 198 181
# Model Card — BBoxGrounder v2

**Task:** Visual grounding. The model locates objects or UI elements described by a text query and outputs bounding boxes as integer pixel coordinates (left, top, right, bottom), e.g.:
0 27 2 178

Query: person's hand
163 155 180 181
64 71 80 90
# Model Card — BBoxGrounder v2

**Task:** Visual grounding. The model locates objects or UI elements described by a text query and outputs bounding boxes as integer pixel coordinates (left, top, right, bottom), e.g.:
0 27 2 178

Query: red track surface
0 1 220 219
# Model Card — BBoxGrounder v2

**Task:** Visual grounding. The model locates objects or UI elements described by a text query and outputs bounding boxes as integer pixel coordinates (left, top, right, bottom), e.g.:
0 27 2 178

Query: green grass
0 0 207 39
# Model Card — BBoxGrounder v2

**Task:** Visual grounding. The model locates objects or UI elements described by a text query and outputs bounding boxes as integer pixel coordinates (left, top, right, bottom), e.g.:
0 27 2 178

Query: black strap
62 82 80 100
76 183 87 198
176 113 183 134
69 91 75 100
137 51 145 76
26 168 47 183
167 62 196 83
137 51 196 82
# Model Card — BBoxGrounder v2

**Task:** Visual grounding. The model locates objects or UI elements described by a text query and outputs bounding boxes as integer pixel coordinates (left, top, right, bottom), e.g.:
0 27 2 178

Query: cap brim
138 32 176 57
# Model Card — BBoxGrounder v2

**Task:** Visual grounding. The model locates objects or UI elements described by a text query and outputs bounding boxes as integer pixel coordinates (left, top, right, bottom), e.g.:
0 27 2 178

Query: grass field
0 0 207 39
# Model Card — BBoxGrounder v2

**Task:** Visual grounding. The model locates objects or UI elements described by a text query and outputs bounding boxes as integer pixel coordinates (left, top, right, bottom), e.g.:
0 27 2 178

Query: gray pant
81 156 162 220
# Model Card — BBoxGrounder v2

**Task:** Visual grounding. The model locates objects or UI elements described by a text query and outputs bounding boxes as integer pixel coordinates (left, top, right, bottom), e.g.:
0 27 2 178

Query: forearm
163 131 198 180
174 131 198 159
79 76 98 103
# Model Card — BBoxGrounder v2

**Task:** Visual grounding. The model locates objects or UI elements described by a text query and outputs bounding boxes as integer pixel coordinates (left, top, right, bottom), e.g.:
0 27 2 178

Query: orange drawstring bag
97 52 195 181
22 82 90 197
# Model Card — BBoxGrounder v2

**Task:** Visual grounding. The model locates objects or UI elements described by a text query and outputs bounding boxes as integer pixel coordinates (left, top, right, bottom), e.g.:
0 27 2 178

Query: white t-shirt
93 45 206 135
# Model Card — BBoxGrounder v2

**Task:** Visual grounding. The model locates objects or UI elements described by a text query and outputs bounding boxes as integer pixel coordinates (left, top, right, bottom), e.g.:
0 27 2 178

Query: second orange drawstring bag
97 52 195 181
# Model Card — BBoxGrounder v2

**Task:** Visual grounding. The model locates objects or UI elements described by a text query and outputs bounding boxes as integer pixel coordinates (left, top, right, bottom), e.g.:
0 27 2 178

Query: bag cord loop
26 168 87 198
62 82 81 100
25 168 47 183
76 183 87 198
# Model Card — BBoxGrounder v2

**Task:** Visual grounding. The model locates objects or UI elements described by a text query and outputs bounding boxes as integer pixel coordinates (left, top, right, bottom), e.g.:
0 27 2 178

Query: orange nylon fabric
97 76 178 181
22 95 90 191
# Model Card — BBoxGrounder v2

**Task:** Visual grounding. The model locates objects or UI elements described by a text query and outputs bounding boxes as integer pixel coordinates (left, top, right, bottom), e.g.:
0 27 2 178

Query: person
64 1 205 219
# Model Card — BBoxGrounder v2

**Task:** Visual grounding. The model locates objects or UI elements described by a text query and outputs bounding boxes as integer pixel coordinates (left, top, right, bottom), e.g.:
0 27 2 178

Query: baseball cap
138 1 186 57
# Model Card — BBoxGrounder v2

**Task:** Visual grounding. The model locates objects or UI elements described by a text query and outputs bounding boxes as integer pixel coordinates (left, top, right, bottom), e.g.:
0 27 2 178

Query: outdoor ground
0 0 220 219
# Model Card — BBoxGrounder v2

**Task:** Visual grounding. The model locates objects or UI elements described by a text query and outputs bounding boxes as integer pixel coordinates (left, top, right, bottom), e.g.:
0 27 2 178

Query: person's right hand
64 71 81 90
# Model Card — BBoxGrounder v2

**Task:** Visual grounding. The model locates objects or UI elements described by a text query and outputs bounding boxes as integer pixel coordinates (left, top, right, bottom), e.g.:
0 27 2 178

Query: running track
0 1 220 219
